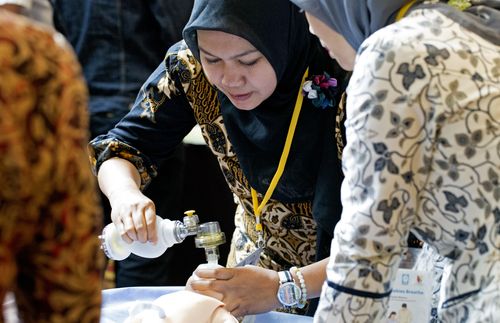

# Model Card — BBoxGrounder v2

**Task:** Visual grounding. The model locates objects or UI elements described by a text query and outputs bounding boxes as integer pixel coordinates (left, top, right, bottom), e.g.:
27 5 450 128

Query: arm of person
291 257 329 299
89 42 198 244
186 258 330 317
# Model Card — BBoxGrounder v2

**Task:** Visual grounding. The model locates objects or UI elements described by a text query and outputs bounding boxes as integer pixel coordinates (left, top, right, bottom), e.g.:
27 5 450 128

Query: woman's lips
229 92 252 102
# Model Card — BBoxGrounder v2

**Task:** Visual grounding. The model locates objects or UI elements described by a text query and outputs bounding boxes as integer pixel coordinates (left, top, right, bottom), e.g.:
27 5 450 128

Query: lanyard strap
395 0 419 21
251 67 309 247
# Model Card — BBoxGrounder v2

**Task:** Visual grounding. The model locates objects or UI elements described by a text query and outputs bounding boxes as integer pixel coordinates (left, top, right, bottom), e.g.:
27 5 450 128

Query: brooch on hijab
302 72 339 109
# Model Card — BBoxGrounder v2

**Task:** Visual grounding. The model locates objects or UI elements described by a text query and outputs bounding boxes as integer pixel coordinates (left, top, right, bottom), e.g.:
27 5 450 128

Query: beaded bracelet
290 266 307 308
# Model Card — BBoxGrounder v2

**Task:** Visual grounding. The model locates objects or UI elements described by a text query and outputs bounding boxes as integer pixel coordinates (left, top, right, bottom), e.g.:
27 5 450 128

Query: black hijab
183 0 347 205
183 0 309 93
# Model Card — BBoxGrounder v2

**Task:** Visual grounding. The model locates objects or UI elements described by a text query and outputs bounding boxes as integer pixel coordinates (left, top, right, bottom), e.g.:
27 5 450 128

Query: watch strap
277 270 301 308
278 270 293 284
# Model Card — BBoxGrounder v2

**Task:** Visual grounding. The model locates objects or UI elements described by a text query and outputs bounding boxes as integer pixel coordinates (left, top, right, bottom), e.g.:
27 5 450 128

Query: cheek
316 30 336 51
262 78 277 99
251 67 277 97
200 63 220 85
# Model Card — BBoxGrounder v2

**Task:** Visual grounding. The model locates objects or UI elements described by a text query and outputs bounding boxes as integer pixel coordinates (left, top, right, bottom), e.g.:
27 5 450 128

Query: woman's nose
221 66 244 88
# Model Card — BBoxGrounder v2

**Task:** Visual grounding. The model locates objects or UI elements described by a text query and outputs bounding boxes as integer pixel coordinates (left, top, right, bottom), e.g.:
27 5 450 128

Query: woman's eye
204 58 220 64
239 59 259 66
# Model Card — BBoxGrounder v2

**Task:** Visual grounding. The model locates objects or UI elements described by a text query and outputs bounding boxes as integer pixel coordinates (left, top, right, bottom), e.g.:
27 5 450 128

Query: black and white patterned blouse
315 8 500 323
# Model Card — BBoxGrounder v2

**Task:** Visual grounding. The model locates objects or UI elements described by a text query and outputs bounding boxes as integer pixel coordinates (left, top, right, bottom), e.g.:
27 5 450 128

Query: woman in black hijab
290 0 500 322
90 0 349 317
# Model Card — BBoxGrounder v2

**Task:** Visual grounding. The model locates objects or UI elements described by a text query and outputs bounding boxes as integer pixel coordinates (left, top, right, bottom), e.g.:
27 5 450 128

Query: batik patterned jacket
0 12 103 322
89 41 345 271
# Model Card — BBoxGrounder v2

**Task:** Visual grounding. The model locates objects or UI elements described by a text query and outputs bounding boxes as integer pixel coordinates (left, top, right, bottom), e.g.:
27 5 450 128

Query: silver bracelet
290 266 307 308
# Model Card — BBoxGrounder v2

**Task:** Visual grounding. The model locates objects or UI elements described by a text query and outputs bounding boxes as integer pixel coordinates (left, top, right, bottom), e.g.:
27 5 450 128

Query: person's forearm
97 157 142 200
291 257 329 299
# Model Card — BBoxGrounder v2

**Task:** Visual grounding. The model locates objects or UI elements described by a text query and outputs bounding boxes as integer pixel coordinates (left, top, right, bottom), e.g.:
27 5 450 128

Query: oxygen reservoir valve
182 209 199 236
99 210 200 261
194 221 226 267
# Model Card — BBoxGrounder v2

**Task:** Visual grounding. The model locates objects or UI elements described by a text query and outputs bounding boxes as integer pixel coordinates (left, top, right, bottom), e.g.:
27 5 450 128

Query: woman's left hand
186 265 281 317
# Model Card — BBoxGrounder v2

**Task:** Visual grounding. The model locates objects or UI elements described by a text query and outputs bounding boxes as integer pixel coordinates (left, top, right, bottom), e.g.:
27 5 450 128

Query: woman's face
197 30 277 111
305 13 356 71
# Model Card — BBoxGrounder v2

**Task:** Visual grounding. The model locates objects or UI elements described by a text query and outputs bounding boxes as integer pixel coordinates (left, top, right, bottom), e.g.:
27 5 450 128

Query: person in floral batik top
0 10 103 323
290 0 500 322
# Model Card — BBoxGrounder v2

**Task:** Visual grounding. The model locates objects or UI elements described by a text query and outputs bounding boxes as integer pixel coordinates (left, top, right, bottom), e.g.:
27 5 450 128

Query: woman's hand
186 265 282 317
108 187 157 244
97 157 158 244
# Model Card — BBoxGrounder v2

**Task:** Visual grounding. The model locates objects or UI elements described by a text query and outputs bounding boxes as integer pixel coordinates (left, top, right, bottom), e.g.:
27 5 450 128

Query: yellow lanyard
395 0 418 21
251 67 309 248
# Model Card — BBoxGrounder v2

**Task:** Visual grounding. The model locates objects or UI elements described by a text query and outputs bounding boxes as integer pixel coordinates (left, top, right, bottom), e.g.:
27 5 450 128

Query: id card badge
235 247 263 267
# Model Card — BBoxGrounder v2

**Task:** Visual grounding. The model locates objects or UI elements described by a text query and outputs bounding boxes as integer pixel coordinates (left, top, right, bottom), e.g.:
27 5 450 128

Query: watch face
277 282 301 306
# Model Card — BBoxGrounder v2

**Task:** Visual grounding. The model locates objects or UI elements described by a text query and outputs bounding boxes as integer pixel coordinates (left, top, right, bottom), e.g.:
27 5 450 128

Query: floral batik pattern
0 12 104 323
315 9 500 323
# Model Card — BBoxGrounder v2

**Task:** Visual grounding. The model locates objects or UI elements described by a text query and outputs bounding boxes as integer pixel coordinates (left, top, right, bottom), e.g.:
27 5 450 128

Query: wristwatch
276 270 302 308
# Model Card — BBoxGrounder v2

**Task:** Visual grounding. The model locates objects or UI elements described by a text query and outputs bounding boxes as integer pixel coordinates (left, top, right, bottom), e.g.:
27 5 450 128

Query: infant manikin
124 290 237 323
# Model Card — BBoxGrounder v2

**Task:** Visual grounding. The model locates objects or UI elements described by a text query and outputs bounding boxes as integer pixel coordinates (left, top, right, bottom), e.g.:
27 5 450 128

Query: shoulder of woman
0 12 85 108
363 21 423 53
165 40 203 80
1 12 76 64
348 17 441 99
354 14 441 79
160 40 205 96
359 9 456 59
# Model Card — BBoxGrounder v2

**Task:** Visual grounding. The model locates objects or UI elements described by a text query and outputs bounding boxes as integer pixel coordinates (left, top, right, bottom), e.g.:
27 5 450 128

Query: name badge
387 268 433 322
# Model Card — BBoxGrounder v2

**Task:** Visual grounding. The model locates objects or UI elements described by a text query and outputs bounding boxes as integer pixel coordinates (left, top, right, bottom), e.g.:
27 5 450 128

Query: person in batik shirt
0 10 103 323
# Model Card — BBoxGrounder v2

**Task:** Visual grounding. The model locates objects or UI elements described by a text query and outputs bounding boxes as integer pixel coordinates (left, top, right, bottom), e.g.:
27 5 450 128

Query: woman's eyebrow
199 46 259 59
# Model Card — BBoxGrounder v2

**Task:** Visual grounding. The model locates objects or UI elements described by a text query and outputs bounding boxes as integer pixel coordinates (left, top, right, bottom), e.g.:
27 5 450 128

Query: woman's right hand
108 187 157 244
97 157 158 244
